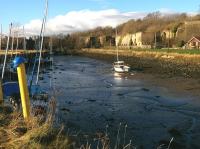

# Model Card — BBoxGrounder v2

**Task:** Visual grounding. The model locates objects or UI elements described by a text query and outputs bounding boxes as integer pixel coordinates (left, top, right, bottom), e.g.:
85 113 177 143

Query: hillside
1 12 200 52
50 12 200 52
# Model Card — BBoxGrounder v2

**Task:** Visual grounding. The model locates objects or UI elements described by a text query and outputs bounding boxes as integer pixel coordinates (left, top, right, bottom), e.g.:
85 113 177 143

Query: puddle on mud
38 56 200 149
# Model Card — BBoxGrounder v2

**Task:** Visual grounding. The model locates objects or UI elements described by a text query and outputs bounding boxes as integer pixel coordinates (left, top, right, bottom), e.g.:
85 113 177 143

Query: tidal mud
39 56 200 148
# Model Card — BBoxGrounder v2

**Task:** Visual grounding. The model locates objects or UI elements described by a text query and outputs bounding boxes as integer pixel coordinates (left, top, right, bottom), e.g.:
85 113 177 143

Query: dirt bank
77 48 200 78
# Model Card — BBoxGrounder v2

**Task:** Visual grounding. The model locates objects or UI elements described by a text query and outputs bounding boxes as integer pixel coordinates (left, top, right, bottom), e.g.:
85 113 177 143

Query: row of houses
84 30 174 49
116 32 155 48
84 20 200 49
84 32 200 49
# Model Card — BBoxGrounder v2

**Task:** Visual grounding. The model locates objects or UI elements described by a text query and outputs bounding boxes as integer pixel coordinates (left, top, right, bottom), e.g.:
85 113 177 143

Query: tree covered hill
1 12 200 51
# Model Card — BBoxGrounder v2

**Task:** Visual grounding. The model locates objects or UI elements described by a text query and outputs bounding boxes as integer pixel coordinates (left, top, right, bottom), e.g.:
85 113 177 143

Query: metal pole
115 29 119 61
11 26 15 57
14 29 19 56
36 0 48 85
17 63 30 119
50 37 53 88
13 57 30 119
1 23 12 80
23 26 26 51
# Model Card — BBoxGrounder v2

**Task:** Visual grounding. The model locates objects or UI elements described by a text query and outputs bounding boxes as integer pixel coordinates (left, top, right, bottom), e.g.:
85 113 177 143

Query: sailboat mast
1 23 12 80
23 26 26 51
115 28 119 61
36 0 48 85
50 36 53 88
15 28 19 55
11 26 15 57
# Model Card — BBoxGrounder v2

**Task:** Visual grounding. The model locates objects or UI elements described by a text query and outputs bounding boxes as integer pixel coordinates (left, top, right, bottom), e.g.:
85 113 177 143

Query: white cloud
23 9 147 35
158 8 176 15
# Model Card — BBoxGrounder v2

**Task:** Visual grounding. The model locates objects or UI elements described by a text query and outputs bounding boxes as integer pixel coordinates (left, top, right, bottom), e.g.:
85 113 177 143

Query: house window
192 42 196 47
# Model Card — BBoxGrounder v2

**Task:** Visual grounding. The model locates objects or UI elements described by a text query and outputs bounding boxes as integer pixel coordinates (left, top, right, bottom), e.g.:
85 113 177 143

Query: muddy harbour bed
34 55 200 148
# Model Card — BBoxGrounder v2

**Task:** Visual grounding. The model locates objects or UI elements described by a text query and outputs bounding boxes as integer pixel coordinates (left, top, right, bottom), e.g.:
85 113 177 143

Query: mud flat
77 48 200 78
36 56 200 149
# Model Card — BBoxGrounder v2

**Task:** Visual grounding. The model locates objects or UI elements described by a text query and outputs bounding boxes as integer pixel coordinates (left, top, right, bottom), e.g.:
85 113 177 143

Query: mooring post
13 57 30 119
0 79 3 103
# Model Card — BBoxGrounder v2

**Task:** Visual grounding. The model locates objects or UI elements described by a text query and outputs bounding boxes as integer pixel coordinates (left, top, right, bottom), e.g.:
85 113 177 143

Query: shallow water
39 56 200 148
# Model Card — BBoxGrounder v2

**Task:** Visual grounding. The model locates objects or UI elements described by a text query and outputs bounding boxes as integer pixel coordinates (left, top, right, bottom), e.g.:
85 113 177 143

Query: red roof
195 36 200 41
188 36 200 43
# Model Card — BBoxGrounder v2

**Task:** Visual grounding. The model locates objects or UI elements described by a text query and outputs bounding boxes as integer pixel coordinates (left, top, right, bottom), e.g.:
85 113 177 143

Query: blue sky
0 0 199 34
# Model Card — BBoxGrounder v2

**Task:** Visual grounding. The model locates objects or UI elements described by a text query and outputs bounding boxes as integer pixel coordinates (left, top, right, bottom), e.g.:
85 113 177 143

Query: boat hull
114 65 130 73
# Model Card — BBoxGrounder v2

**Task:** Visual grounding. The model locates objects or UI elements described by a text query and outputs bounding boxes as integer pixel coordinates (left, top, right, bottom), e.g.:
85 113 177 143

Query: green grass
102 46 200 55
131 48 200 55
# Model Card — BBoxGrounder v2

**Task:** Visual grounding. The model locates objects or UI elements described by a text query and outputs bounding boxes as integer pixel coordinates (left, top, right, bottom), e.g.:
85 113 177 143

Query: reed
0 98 70 149
0 102 176 149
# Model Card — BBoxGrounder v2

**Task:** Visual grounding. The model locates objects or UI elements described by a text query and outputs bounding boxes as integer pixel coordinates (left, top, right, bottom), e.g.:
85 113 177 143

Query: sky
0 0 199 35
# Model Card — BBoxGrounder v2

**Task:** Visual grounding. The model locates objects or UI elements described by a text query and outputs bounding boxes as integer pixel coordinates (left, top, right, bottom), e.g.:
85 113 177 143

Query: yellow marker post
0 79 3 103
13 57 30 119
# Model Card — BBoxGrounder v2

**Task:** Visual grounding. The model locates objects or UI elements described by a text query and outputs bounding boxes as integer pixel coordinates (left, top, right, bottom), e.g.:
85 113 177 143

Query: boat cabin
114 61 125 65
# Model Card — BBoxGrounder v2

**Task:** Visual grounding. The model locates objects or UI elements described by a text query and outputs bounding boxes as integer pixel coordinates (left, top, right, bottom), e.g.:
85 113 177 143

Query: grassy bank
0 50 48 56
77 48 200 78
0 100 70 149
103 46 200 55
0 100 119 149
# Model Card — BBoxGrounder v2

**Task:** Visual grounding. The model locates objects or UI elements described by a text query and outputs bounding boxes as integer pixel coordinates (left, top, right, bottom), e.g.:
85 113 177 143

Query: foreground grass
0 101 178 149
0 101 70 149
